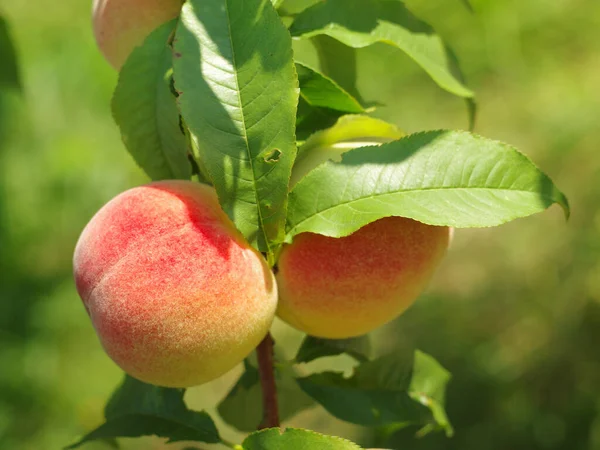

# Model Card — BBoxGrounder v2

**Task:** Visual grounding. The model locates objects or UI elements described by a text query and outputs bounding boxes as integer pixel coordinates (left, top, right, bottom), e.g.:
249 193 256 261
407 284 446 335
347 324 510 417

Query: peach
92 0 182 69
73 180 277 387
276 217 450 339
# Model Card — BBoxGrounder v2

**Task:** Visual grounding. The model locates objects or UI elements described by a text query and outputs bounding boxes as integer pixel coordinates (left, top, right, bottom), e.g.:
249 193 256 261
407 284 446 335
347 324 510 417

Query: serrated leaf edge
285 130 570 240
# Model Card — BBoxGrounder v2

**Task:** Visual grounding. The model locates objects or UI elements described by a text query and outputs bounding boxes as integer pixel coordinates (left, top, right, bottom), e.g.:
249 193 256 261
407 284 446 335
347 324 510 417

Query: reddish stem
256 332 280 429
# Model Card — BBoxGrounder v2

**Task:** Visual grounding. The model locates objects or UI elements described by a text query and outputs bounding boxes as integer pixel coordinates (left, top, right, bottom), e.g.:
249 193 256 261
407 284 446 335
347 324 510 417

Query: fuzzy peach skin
276 217 450 339
73 180 277 387
92 0 182 69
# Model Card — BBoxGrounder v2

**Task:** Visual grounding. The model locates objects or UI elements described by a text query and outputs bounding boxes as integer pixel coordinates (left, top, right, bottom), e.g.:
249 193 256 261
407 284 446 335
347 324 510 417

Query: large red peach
280 126 450 339
276 217 450 339
92 0 182 69
73 181 277 387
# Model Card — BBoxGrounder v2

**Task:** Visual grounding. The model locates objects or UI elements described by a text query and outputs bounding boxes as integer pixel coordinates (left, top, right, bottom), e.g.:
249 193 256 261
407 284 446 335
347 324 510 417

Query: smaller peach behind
276 217 450 339
92 0 182 69
73 181 277 387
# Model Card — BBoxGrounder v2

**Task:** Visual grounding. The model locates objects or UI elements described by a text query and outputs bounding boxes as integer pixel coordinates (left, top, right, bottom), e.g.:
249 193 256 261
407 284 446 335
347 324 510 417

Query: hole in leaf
188 153 201 176
169 76 180 98
263 148 282 164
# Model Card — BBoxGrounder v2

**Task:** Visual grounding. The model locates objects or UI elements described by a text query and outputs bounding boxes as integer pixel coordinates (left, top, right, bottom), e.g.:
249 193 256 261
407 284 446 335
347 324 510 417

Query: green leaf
66 375 220 449
292 115 404 185
311 35 362 102
294 63 366 141
295 335 371 364
295 97 343 142
297 62 364 114
285 130 570 241
173 0 298 254
278 0 322 15
275 366 317 425
460 0 474 13
296 351 453 434
0 15 21 91
296 351 432 428
410 351 453 436
445 45 477 130
289 0 473 98
112 20 192 181
218 360 314 431
299 115 404 154
242 428 363 449
218 361 262 431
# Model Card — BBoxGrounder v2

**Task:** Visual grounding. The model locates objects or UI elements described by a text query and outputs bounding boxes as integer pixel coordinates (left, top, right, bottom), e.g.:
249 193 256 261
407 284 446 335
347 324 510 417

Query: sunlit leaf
312 35 361 102
292 115 404 185
243 428 363 449
112 20 192 181
173 0 298 254
410 351 453 436
295 97 343 142
289 0 473 98
286 130 570 241
294 62 366 142
297 62 364 114
277 0 322 15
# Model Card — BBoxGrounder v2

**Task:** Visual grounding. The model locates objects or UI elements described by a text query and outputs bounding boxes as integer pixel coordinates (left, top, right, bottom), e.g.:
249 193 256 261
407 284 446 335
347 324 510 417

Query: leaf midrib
288 185 558 232
223 0 270 252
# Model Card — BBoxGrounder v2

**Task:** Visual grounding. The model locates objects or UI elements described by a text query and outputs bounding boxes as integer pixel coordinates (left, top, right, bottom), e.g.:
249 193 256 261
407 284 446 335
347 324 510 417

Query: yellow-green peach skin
276 217 450 339
73 181 277 387
92 0 182 69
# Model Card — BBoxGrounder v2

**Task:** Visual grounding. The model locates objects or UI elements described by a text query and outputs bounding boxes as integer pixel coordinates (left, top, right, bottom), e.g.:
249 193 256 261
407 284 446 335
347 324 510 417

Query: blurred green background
1 0 598 449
